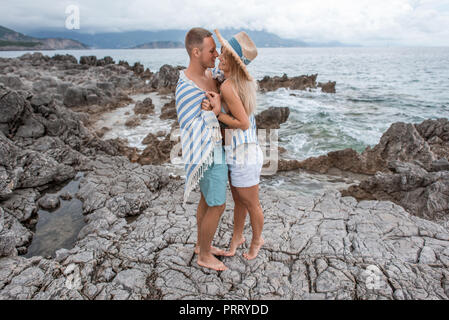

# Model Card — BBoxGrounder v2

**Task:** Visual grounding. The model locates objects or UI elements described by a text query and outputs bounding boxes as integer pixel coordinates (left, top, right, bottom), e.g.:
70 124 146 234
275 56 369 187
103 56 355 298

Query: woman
202 30 264 260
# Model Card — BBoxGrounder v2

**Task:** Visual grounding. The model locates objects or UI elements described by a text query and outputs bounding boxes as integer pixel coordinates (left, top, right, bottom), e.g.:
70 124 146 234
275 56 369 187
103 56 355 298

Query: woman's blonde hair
223 48 258 115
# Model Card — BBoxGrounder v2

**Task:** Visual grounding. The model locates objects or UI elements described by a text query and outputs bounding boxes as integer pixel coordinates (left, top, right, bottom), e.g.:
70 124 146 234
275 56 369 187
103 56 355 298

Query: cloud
1 0 449 46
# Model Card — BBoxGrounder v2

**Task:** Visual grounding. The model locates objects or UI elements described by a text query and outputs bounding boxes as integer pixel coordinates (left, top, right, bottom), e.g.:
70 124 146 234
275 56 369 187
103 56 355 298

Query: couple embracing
175 27 264 271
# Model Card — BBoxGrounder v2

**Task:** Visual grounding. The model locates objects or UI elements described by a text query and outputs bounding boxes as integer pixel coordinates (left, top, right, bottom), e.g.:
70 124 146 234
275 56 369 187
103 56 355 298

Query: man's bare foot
194 246 226 256
197 255 228 271
243 238 264 260
223 236 246 257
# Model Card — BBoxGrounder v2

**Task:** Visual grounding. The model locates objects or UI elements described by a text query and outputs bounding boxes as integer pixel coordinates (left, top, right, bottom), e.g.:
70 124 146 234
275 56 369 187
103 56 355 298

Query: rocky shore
0 53 448 300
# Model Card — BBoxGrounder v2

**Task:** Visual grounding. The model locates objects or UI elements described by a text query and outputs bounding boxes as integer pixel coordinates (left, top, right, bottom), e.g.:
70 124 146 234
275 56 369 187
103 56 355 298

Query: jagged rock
133 98 154 115
295 119 449 176
1 188 39 222
59 191 73 201
2 54 448 301
30 93 52 107
160 99 177 120
15 117 46 139
0 75 26 91
105 138 140 162
318 81 336 93
96 56 115 67
431 158 449 172
342 160 449 221
16 150 76 188
38 194 61 211
5 176 449 300
79 56 97 66
141 68 153 80
416 118 449 160
138 134 177 165
258 74 318 92
51 54 78 65
0 132 21 198
118 60 130 68
0 88 28 133
255 107 290 129
124 116 141 128
0 208 33 256
131 62 144 75
148 65 181 91
95 127 111 138
63 87 87 108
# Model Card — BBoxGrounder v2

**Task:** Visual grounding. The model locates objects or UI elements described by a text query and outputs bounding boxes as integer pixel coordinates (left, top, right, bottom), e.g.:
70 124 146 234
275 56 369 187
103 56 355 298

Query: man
175 27 228 271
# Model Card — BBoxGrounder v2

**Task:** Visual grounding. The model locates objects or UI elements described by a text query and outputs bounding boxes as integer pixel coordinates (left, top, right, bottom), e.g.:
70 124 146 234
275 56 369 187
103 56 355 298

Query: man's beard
201 59 215 69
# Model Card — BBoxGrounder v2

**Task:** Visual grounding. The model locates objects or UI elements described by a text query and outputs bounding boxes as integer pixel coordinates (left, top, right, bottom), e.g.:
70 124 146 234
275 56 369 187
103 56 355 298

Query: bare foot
243 238 264 260
197 255 228 271
223 237 246 257
194 246 226 256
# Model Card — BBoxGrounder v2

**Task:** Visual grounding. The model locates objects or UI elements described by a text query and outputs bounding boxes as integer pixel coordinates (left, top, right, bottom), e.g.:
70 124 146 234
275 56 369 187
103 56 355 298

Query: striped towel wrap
175 69 222 204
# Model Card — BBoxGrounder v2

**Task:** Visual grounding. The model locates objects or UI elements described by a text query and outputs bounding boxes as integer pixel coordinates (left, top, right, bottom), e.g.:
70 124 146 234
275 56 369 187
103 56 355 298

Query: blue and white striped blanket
175 69 223 204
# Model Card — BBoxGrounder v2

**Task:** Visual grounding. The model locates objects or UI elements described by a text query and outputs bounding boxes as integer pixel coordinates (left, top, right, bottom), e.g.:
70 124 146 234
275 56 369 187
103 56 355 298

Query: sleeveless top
210 66 259 151
221 100 258 155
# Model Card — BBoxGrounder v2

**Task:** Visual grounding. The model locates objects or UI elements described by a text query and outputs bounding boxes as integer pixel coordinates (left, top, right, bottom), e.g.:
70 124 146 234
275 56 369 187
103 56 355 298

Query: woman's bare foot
197 254 228 271
194 246 226 256
223 236 246 256
243 238 264 260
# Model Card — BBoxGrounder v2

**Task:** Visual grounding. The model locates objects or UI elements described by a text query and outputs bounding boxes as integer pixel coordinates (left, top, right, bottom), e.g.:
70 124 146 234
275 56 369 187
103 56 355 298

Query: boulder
342 160 449 221
63 87 87 108
255 107 290 129
134 98 154 115
38 194 61 211
79 56 97 66
258 73 318 92
318 81 336 93
125 116 141 128
148 64 181 90
160 99 177 120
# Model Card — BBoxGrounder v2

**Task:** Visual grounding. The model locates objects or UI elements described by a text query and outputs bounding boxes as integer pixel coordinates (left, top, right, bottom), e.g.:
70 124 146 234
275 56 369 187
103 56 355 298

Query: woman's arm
216 81 250 131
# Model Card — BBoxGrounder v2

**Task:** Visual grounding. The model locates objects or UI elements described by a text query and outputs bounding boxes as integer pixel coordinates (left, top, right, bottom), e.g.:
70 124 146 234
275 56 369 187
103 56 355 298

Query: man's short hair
185 27 212 56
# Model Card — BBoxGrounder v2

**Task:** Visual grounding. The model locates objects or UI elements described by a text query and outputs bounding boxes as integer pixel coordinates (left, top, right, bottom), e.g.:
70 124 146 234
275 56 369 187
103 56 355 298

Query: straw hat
214 29 257 81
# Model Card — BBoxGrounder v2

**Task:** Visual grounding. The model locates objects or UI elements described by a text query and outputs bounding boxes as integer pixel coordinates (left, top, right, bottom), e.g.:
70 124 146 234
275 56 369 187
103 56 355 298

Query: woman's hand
201 98 212 111
205 91 221 116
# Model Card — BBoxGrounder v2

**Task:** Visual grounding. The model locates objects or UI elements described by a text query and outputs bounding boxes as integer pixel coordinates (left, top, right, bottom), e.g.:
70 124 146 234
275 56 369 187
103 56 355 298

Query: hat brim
214 29 253 81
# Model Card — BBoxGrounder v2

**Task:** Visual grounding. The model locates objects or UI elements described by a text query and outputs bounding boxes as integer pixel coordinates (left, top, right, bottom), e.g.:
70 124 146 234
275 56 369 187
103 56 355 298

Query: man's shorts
199 145 228 207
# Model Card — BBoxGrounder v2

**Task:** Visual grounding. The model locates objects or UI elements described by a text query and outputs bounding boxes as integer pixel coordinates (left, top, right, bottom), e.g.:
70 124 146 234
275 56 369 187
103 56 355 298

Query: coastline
0 52 448 300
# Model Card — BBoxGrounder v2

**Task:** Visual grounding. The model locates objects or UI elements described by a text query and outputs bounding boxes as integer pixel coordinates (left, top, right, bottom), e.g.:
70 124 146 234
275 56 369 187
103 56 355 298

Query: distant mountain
0 25 89 51
27 28 355 49
132 41 184 49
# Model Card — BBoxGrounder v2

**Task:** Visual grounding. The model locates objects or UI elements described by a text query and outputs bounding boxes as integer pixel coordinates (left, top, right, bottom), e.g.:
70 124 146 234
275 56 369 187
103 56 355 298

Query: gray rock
30 93 52 107
255 107 290 129
15 117 46 139
38 194 60 211
343 161 449 221
113 269 147 290
63 87 87 108
134 97 154 115
148 64 180 90
0 89 27 126
16 150 76 188
0 75 25 90
1 188 39 222
431 158 449 172
79 56 97 66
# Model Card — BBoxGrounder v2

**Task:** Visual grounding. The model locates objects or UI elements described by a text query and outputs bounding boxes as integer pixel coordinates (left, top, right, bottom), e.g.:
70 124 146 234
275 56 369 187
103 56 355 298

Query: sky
2 0 449 46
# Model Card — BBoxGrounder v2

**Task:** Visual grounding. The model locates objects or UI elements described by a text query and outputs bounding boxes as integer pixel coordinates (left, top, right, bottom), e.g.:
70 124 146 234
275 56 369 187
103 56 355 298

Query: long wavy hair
223 48 258 116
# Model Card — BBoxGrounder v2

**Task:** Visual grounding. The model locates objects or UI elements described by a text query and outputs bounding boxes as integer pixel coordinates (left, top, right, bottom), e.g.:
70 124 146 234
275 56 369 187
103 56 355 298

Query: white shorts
225 143 264 188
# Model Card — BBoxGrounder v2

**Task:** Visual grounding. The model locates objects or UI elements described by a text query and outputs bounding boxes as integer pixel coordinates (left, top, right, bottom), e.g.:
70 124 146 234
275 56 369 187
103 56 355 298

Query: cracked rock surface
1 155 448 299
1 53 448 300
